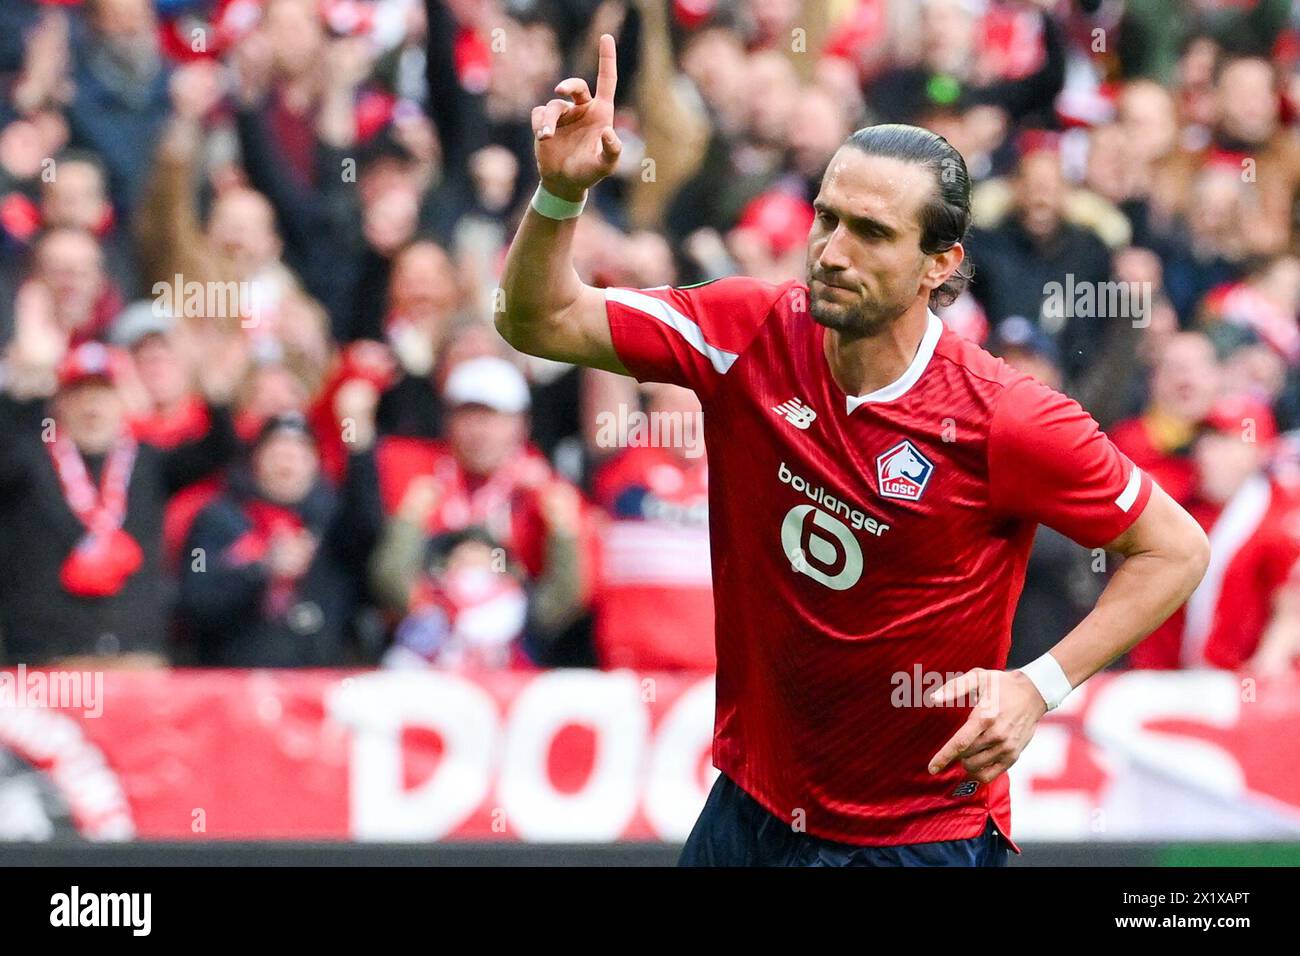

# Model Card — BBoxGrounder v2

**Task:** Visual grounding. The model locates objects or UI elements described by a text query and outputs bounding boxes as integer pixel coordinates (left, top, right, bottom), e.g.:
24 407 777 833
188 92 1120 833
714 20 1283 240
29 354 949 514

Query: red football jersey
605 276 1153 846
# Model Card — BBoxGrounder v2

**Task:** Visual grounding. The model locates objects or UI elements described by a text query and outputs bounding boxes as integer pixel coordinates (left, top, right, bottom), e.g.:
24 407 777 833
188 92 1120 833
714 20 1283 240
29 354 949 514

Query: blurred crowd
0 0 1299 675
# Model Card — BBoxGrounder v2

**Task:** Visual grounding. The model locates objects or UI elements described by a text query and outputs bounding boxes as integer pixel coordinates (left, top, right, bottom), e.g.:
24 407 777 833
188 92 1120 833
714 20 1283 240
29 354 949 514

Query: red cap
57 342 121 390
736 191 815 257
1201 393 1277 446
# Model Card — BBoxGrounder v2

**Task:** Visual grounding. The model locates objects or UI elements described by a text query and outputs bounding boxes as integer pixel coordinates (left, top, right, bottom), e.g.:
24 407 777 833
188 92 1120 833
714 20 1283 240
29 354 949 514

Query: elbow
1180 521 1212 596
494 306 553 361
493 309 521 351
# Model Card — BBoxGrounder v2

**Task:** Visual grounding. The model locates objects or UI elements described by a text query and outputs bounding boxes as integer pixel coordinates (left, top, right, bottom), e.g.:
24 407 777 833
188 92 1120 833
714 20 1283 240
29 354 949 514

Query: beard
807 276 902 337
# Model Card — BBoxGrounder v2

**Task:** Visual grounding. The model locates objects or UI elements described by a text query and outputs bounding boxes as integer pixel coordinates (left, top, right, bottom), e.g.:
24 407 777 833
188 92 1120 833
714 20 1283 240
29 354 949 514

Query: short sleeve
988 376 1153 548
604 276 785 396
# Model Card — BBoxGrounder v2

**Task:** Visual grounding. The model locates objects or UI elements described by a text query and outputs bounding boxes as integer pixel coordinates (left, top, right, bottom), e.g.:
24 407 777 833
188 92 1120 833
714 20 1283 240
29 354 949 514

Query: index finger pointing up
594 33 617 102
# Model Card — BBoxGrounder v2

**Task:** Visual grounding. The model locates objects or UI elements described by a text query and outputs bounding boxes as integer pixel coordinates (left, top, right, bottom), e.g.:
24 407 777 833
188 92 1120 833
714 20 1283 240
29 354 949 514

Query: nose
815 222 853 274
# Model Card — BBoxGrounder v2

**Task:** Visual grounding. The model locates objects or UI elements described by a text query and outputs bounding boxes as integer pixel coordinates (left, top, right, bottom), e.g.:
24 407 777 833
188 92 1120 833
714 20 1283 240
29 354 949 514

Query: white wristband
1017 652 1073 711
530 183 587 220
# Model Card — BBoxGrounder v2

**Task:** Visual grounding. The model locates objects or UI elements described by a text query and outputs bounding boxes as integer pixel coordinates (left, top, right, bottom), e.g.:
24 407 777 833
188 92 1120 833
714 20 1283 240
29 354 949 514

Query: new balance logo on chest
773 398 817 430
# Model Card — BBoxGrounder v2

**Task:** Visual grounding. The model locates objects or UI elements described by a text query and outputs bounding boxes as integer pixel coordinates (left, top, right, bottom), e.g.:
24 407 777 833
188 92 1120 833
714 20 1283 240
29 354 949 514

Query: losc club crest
875 439 934 502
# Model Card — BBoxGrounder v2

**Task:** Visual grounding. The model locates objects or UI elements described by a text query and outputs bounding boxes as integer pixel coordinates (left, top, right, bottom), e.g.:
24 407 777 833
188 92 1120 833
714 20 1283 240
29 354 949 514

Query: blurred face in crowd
807 148 946 334
389 242 458 324
1216 58 1278 145
921 0 976 75
42 160 111 233
788 88 849 179
0 118 47 181
745 0 799 45
89 0 157 41
1257 256 1300 309
88 0 160 76
1150 333 1220 422
207 189 280 278
623 231 676 288
264 0 325 81
55 379 125 455
254 431 319 505
240 363 310 421
1222 344 1286 405
1014 150 1066 241
131 333 191 410
360 163 420 257
1194 429 1266 504
681 29 748 130
468 146 518 213
520 24 562 99
745 52 799 148
447 404 525 478
1085 124 1131 202
1187 166 1244 248
1118 81 1178 164
35 229 105 332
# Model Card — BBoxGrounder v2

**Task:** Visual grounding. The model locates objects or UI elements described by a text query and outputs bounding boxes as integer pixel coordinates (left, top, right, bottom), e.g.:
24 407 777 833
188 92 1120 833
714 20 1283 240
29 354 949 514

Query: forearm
496 206 586 352
1045 545 1205 687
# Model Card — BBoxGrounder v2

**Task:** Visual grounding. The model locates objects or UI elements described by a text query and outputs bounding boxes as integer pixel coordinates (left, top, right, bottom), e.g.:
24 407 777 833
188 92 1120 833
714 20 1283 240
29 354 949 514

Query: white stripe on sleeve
605 287 740 375
1115 466 1142 513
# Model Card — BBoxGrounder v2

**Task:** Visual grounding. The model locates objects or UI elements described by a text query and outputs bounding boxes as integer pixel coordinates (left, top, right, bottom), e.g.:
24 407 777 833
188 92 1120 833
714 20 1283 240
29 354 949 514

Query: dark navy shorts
679 772 1010 867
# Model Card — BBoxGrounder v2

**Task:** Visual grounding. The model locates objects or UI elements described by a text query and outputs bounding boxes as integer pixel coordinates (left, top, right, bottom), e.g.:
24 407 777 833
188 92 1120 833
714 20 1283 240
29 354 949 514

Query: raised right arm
495 34 628 375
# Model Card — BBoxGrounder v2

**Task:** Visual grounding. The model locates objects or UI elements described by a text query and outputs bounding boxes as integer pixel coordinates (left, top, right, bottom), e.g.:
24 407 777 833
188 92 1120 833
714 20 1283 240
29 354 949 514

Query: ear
922 242 964 298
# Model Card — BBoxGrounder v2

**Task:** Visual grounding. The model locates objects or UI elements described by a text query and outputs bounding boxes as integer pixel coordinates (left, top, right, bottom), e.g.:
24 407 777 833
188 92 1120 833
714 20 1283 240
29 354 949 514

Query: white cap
443 356 530 415
111 299 175 348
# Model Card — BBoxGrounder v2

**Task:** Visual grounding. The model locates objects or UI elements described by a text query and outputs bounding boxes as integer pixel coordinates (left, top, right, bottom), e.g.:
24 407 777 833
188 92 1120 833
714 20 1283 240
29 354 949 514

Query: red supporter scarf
225 499 309 618
428 450 551 549
48 434 143 598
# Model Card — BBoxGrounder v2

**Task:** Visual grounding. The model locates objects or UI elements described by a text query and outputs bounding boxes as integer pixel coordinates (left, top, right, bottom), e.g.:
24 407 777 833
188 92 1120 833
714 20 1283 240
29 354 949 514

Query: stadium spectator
1128 394 1298 671
373 239 461 440
590 382 713 670
370 486 531 671
30 226 122 346
0 339 242 665
66 0 172 217
965 142 1115 384
376 356 595 665
40 149 141 298
178 384 382 667
1111 332 1222 507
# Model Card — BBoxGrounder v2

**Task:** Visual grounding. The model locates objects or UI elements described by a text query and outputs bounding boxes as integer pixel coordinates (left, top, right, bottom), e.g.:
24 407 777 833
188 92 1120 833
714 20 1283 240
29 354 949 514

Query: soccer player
498 35 1210 866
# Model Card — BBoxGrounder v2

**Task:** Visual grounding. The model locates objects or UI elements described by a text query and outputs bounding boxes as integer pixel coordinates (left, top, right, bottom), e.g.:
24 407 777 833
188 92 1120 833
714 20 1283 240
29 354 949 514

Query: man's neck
822 302 932 399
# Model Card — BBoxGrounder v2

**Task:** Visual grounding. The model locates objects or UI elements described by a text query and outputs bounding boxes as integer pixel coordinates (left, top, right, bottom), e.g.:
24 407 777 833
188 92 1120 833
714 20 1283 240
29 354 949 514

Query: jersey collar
842 311 943 415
